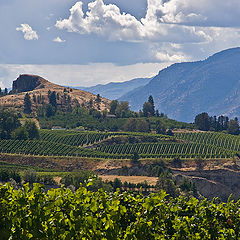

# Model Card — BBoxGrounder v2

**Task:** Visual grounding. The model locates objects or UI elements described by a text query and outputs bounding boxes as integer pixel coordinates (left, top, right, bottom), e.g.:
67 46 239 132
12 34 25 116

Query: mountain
119 47 240 122
0 74 110 111
78 77 152 100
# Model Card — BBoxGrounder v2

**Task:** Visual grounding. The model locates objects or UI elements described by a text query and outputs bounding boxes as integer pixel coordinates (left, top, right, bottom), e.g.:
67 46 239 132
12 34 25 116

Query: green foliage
98 141 233 159
46 104 56 118
195 112 211 131
227 119 240 135
131 152 140 165
0 169 21 183
11 126 29 140
110 100 118 114
1 183 240 239
0 109 21 139
24 93 32 114
22 169 37 184
142 95 155 117
48 91 57 109
24 120 40 140
123 118 150 132
176 131 240 153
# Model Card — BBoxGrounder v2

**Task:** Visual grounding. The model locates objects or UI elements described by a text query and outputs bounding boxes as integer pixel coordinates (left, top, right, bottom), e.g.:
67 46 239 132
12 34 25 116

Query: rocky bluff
12 74 48 93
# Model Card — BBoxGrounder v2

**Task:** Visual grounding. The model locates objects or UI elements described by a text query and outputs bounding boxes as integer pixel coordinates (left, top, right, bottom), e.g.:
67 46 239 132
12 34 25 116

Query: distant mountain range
75 47 240 122
118 47 240 122
77 77 152 100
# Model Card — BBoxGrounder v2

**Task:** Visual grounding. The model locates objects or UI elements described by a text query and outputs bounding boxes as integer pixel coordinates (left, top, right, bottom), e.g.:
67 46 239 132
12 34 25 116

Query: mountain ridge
77 77 152 100
119 47 240 122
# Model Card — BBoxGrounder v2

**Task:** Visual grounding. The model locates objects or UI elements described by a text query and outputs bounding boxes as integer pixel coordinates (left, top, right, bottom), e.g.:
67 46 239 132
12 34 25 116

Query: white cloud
53 37 66 43
55 0 209 43
155 52 189 62
16 24 39 40
156 0 240 27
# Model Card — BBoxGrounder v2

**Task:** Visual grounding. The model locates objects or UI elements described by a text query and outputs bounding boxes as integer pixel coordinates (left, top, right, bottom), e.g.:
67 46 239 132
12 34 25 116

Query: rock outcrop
12 74 48 93
0 74 111 111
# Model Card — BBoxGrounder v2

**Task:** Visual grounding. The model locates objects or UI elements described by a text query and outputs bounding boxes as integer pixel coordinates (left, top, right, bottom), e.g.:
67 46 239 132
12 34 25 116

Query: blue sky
1 0 240 88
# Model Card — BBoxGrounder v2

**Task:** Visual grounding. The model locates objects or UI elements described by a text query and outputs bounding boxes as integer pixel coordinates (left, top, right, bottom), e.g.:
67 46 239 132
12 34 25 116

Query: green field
0 130 238 160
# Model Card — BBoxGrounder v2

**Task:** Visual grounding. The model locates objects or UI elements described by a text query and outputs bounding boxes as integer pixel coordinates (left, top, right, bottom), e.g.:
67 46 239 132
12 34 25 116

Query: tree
24 93 32 114
136 119 150 132
4 88 8 95
156 120 166 134
48 91 57 109
143 102 154 117
24 120 40 140
110 100 118 115
228 119 239 135
115 101 130 118
96 94 101 110
195 112 210 131
131 152 140 166
123 118 137 132
0 110 20 139
11 127 29 140
148 95 155 115
46 104 55 118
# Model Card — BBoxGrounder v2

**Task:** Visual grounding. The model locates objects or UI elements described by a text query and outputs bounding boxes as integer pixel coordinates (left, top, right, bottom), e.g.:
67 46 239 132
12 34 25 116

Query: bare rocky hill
0 74 110 112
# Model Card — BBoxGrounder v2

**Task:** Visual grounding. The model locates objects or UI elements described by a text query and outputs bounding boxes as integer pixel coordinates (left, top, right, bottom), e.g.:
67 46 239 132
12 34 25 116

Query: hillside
78 77 152 100
0 74 110 111
120 47 240 122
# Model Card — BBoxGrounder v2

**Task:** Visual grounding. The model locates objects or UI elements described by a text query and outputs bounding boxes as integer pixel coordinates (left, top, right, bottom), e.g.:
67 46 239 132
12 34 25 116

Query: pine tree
148 95 155 116
24 93 32 114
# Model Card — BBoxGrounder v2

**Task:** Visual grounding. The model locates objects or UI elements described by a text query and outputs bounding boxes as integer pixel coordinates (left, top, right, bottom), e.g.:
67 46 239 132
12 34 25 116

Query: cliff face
12 74 48 93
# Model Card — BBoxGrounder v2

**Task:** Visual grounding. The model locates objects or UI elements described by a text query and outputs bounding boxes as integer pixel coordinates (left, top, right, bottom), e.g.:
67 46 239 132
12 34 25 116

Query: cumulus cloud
156 0 240 27
155 52 189 62
16 24 39 40
53 37 66 43
55 0 209 43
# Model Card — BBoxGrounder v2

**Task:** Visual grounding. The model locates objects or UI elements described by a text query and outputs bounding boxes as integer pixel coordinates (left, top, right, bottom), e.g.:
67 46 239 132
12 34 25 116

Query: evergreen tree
48 91 57 109
227 119 240 135
110 100 118 115
0 88 2 97
194 112 210 131
142 96 155 117
148 95 155 115
4 88 8 95
143 102 154 117
24 93 32 114
46 104 55 118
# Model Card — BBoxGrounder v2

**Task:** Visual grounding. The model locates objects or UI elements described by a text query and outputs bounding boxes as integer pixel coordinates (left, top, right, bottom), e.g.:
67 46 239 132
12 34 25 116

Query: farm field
0 130 238 160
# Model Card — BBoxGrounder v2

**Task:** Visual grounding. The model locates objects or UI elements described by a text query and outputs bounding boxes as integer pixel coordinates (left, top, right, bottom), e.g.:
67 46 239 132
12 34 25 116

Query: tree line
195 112 240 135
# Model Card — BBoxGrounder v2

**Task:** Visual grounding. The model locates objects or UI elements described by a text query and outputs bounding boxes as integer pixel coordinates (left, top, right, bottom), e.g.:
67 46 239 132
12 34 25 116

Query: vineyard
175 132 240 152
1 183 240 239
40 130 111 146
97 142 234 159
0 130 238 159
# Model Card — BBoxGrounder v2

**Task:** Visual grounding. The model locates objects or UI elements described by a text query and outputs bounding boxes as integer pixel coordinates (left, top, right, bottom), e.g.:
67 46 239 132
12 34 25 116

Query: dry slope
0 74 111 111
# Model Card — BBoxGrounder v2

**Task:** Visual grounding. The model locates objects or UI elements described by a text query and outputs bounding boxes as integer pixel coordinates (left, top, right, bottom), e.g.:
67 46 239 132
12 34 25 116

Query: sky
1 0 240 88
